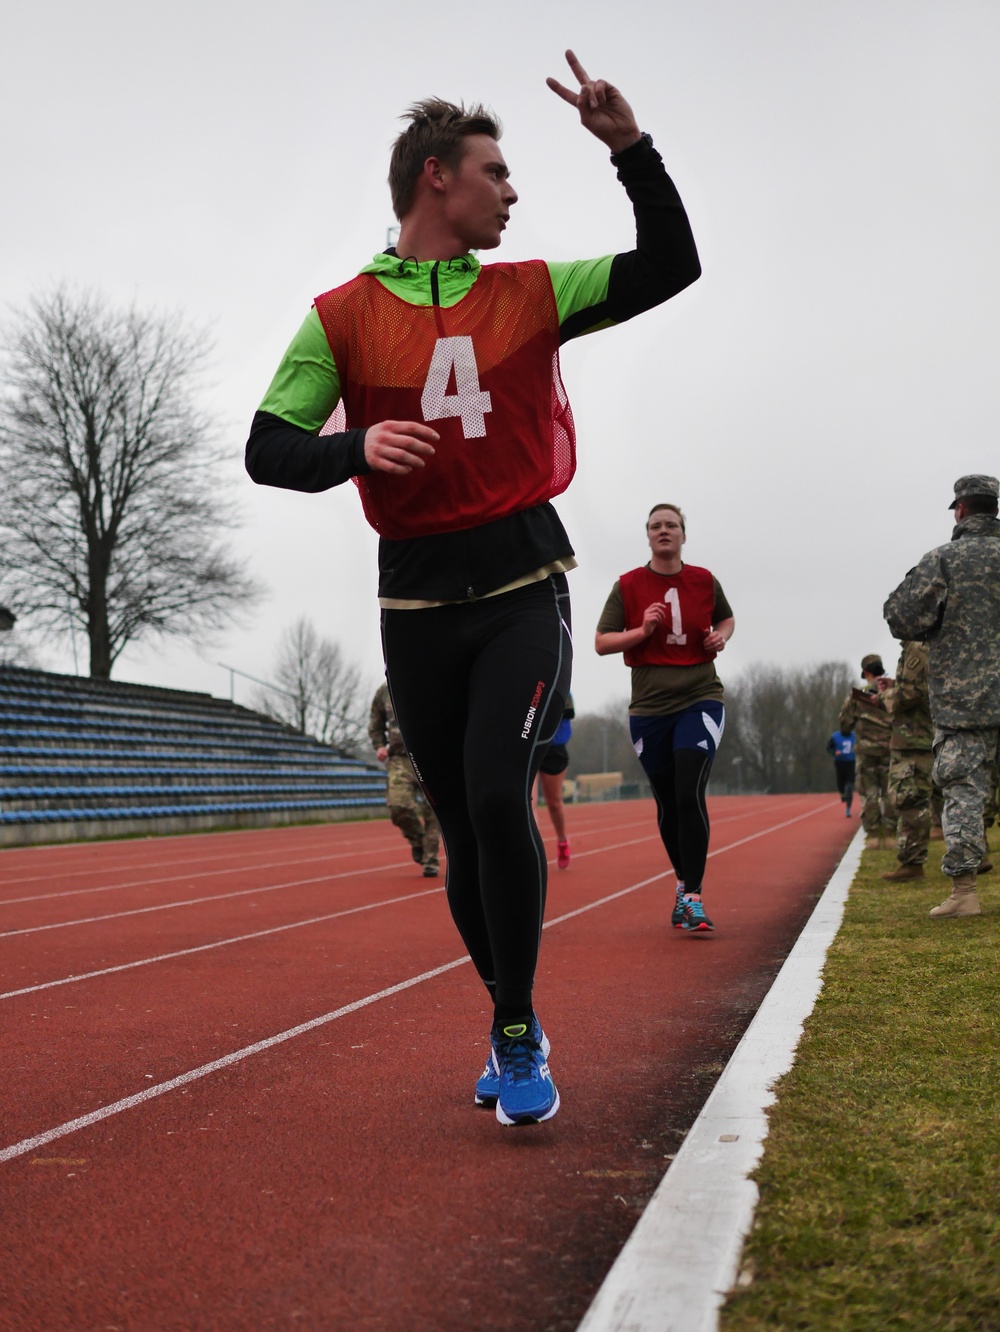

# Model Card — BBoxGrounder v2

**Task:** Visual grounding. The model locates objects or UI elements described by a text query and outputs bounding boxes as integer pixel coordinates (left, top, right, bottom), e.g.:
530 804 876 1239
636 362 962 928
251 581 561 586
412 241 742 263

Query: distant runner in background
595 504 734 934
826 728 856 817
537 696 574 869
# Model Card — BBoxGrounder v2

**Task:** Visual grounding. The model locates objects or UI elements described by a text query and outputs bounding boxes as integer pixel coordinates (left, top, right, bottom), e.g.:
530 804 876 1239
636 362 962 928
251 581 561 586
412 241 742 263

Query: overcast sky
3 1 998 714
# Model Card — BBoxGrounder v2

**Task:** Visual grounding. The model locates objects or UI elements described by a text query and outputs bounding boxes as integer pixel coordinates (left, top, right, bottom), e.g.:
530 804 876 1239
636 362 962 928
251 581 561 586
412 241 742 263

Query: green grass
719 832 1000 1331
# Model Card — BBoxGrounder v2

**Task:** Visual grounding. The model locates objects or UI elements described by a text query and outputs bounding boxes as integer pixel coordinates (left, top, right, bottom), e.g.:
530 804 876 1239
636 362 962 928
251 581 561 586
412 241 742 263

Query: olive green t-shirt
597 570 733 716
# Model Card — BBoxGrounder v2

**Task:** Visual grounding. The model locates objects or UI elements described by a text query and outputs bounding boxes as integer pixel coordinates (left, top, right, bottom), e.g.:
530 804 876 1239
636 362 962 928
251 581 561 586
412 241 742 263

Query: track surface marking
0 795 852 1330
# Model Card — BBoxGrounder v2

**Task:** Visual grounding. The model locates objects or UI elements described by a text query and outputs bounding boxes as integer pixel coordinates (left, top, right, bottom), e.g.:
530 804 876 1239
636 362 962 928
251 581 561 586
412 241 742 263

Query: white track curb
577 825 865 1332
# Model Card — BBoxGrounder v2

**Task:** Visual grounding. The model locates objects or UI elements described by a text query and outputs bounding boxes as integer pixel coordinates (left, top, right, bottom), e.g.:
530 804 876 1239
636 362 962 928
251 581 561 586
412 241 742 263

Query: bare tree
251 618 371 756
0 287 260 677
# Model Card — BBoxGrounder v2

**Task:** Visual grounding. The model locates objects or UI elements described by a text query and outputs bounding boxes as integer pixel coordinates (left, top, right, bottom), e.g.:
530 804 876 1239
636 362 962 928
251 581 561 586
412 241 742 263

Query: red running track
0 795 853 1331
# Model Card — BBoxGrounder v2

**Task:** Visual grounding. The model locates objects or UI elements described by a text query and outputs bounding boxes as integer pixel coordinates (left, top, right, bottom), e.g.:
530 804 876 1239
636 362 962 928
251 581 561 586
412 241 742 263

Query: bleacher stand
0 664 387 847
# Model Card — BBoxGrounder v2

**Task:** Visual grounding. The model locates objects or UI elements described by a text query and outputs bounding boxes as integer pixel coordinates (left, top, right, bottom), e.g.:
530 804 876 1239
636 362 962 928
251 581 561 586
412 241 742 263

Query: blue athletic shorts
629 701 726 777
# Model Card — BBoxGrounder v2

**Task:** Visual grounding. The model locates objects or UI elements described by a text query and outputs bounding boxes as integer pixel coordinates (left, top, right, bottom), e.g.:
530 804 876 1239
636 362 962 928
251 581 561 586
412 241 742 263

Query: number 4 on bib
421 336 492 439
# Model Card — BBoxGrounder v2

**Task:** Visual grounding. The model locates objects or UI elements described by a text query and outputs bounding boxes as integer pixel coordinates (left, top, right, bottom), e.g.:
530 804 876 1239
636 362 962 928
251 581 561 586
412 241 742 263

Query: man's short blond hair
388 98 502 222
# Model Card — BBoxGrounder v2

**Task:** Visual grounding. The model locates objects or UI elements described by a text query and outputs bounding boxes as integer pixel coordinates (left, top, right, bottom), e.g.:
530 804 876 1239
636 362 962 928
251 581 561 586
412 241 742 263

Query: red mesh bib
620 565 718 667
315 263 575 539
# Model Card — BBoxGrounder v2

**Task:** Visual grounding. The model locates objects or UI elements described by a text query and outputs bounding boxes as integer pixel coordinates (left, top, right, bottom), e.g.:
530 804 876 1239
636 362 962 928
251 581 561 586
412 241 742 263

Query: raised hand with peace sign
546 49 642 155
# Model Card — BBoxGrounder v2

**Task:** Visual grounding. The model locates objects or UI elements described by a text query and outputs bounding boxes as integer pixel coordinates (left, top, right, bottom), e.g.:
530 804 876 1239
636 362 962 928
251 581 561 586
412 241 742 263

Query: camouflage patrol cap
948 474 1000 509
861 654 883 673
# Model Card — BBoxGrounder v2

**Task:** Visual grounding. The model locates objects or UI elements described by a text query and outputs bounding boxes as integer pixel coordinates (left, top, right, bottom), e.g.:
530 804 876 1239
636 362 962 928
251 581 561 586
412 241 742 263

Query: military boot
977 857 994 874
929 872 981 919
865 835 881 850
881 863 925 882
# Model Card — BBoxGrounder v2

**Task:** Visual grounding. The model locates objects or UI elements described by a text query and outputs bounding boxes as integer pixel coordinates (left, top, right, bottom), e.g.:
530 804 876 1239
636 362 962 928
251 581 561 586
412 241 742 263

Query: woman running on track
595 504 734 933
246 53 701 1126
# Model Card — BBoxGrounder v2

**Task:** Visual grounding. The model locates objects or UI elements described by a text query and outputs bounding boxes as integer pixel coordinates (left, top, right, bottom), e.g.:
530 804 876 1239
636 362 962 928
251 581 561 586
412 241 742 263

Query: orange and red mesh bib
314 262 576 539
620 565 718 668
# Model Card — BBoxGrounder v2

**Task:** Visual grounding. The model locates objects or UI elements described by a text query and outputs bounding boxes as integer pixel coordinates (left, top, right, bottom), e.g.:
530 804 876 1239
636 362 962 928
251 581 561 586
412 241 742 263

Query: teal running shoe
680 897 714 932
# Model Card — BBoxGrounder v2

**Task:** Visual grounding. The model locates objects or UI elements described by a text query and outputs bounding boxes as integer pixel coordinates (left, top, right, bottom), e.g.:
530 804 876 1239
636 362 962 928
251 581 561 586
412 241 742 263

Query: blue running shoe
474 1049 500 1107
474 1020 550 1108
680 896 714 932
494 1019 559 1126
671 884 686 928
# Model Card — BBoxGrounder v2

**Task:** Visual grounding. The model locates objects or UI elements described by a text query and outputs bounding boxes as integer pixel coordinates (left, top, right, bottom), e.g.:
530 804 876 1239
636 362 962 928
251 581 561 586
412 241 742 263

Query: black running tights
381 575 572 1018
834 759 856 798
649 748 714 894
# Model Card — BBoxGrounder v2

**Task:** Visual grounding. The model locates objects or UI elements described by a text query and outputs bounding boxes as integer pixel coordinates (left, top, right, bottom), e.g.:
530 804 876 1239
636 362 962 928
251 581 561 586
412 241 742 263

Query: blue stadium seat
0 664 387 845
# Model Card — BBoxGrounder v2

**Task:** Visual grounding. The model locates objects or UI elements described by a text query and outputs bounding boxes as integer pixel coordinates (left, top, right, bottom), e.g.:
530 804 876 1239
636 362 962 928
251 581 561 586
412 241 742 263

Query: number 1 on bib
663 587 687 645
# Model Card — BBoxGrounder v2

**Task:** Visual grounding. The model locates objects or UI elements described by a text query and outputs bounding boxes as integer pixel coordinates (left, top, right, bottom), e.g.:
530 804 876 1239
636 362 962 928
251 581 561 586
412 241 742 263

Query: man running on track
245 53 701 1125
826 727 857 817
595 504 733 932
537 697 574 869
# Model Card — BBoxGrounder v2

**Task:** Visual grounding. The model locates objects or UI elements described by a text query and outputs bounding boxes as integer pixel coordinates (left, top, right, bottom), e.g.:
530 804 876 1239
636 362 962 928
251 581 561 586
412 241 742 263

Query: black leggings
381 574 572 1019
649 749 714 895
834 759 856 797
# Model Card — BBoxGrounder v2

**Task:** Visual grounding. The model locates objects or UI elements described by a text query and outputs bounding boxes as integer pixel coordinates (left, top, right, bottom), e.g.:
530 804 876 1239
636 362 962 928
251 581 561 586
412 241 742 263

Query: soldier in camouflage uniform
980 761 998 873
839 654 894 848
368 682 440 877
878 641 933 881
884 473 1000 919
983 765 999 829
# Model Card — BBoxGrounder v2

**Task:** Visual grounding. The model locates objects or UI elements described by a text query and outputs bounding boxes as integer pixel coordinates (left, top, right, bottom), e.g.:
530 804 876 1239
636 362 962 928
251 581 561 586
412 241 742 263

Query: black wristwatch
610 131 653 164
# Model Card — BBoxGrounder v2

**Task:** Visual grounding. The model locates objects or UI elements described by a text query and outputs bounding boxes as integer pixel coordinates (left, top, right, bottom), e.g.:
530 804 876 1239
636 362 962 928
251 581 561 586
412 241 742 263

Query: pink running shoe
557 840 571 870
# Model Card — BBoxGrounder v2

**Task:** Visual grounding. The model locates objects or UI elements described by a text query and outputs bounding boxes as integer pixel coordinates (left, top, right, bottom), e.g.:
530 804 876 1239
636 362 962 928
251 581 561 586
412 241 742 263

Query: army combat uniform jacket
882 642 933 752
884 514 1000 728
838 686 891 756
368 682 406 757
883 642 934 864
884 514 1000 876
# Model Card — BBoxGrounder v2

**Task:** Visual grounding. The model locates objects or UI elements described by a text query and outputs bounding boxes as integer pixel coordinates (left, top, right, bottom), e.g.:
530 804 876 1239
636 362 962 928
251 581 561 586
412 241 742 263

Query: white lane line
0 955 473 1164
0 885 444 1000
0 840 407 906
0 816 647 904
547 800 836 929
577 824 862 1332
0 830 398 888
0 799 798 914
1 836 662 998
0 835 661 940
0 819 394 876
0 801 837 1164
703 800 836 857
0 796 800 904
1 804 830 987
0 858 415 938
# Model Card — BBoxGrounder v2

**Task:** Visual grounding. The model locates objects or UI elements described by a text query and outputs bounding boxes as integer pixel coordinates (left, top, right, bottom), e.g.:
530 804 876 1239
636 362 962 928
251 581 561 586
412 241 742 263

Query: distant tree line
567 661 855 796
708 661 855 793
565 703 647 788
